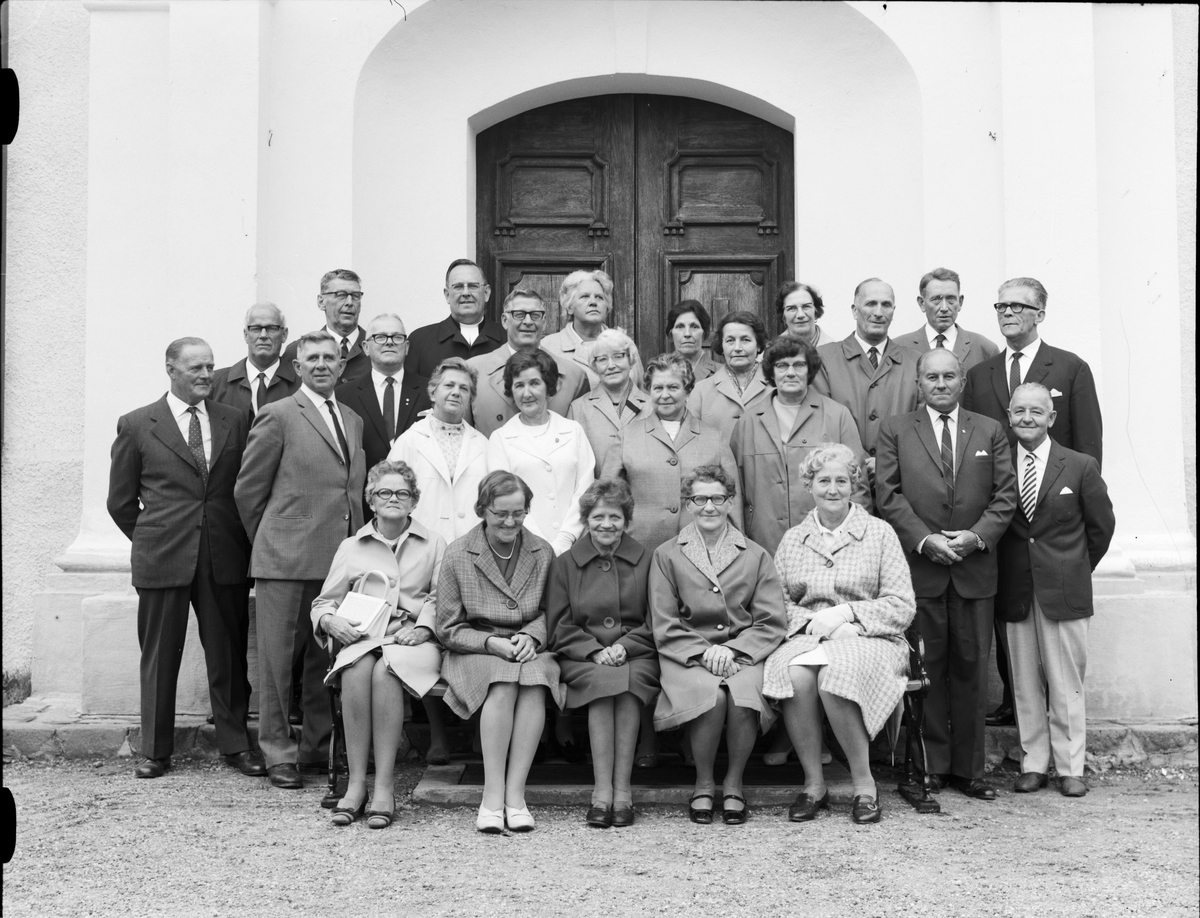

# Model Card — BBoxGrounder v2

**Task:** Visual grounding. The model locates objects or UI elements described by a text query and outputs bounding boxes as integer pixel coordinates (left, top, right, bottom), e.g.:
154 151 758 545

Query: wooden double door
476 94 795 357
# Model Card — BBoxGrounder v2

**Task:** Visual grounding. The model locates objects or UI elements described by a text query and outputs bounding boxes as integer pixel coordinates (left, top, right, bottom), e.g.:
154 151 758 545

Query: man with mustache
404 259 506 377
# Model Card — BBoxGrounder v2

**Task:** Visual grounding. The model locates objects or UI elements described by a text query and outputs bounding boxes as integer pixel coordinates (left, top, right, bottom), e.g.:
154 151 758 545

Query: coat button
712 586 720 593
458 511 466 518
343 514 349 520
869 412 878 420
506 599 518 609
1029 537 1035 544
601 560 612 572
669 507 678 514
869 448 877 456
716 623 725 630
496 414 503 421
826 560 834 568
668 458 678 466
603 617 616 629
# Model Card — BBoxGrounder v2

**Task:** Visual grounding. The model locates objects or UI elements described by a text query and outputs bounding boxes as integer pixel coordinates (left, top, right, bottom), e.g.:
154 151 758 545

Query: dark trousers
136 526 252 760
992 618 1014 708
916 583 994 779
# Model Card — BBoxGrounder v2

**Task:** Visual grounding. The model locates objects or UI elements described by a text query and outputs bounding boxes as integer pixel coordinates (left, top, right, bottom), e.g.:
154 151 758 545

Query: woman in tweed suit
435 471 566 833
762 444 916 825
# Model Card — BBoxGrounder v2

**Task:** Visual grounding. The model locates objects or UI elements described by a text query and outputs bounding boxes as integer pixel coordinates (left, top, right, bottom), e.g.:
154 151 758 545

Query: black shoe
288 711 304 727
851 795 881 824
721 794 748 825
611 805 636 828
787 790 829 822
952 777 998 800
1013 772 1048 793
135 757 170 779
985 704 1015 727
223 751 267 777
585 805 613 828
267 764 303 789
688 793 716 825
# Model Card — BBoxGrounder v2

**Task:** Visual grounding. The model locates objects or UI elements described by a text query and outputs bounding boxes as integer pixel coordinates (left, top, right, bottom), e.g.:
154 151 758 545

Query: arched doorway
476 94 795 357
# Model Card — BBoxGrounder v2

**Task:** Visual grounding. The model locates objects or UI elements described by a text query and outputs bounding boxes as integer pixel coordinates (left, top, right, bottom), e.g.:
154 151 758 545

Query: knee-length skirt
441 650 566 719
324 637 443 698
653 657 775 732
558 657 660 709
761 633 908 738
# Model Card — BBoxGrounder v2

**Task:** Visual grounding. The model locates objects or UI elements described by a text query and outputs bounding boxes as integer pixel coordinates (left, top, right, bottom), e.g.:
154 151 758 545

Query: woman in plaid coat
435 471 566 833
762 443 916 826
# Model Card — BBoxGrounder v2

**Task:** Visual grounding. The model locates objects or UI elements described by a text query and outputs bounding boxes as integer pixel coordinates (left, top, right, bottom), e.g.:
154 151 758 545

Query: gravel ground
3 756 1197 918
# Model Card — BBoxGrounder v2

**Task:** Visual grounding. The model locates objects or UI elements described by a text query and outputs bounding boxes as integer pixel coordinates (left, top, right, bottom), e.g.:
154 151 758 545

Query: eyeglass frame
684 494 733 508
591 350 631 369
320 290 364 302
448 282 487 293
368 333 408 346
484 506 528 522
993 301 1041 314
372 488 413 502
245 324 285 335
503 309 547 323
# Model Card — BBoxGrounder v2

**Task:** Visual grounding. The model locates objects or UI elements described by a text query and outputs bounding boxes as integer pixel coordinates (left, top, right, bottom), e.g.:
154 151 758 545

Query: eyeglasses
685 494 732 508
448 282 486 293
505 310 546 323
993 302 1037 314
373 488 413 502
926 295 960 307
321 290 364 302
592 351 630 368
485 507 527 522
369 333 408 346
774 360 807 376
246 325 284 335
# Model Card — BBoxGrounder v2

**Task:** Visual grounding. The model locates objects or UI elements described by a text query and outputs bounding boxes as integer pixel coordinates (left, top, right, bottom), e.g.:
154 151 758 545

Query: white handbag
334 569 394 640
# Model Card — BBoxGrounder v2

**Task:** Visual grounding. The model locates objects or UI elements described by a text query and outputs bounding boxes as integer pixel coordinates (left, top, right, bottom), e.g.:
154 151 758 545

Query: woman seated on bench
311 460 446 829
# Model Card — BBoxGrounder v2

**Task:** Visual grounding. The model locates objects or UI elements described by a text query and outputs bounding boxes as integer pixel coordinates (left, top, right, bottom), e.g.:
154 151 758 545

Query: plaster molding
82 1 169 13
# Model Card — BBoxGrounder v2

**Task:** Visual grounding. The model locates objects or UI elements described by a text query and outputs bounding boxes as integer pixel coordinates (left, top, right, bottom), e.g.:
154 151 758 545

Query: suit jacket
234 392 367 580
211 358 301 420
281 326 371 388
963 341 1103 469
811 335 921 457
404 315 507 378
335 371 431 472
894 324 1000 374
568 385 653 476
685 365 771 446
465 343 591 438
107 396 250 589
995 441 1115 622
875 408 1018 598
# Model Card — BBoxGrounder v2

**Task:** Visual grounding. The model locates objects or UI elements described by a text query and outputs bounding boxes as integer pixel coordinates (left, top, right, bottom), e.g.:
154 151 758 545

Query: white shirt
247 359 280 414
1018 435 1052 505
924 324 958 351
925 404 960 474
325 325 362 354
854 333 887 364
458 319 481 345
371 367 405 436
166 391 211 465
300 383 347 459
1004 336 1043 387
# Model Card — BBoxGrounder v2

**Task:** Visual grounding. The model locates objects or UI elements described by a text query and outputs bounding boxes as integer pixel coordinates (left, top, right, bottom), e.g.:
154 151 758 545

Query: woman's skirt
441 650 566 719
558 656 660 709
653 657 775 732
324 636 443 698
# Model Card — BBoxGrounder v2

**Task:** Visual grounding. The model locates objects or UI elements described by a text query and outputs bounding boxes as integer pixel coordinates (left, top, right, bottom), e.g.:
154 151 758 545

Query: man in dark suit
235 331 367 789
336 312 431 510
963 276 1104 726
876 348 1018 799
404 259 506 377
107 337 265 780
281 268 371 388
211 302 300 418
894 267 1000 374
997 383 1115 798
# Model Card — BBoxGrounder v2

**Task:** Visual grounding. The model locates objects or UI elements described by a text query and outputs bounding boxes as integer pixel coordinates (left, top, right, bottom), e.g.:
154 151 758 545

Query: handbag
334 569 394 640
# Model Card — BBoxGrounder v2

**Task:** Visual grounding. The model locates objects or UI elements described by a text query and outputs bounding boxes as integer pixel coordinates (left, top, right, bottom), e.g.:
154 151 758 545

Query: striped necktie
868 346 879 371
939 414 955 497
1021 452 1038 521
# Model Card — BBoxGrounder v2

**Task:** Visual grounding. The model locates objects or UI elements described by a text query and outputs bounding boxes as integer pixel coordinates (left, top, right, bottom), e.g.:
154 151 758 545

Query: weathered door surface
477 94 794 355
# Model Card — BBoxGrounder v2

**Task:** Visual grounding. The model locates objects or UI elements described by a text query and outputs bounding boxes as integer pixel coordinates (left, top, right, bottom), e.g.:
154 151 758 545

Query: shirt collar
1005 336 1042 363
166 391 206 419
1020 436 1052 465
371 367 404 388
247 358 280 383
854 333 887 360
300 383 336 409
926 404 960 425
925 324 958 350
325 326 360 349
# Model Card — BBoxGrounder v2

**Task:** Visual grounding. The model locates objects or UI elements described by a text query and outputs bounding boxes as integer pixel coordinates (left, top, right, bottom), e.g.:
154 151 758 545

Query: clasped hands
320 613 433 647
485 632 538 663
592 644 628 667
805 604 860 641
921 530 980 566
701 644 741 678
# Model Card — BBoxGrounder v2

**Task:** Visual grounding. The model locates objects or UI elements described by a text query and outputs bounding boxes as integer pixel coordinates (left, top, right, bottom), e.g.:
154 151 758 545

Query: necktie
340 337 350 361
935 334 946 349
383 376 396 442
255 372 266 414
325 399 351 464
939 413 955 495
868 346 879 371
1021 453 1038 521
1009 351 1023 394
186 407 208 488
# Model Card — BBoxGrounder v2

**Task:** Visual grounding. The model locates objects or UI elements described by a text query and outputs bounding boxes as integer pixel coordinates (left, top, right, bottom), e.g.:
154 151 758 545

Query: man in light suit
812 278 921 478
876 348 1018 799
107 337 264 780
281 268 372 388
997 383 1114 798
235 331 367 788
466 287 591 437
894 267 1000 374
211 302 301 419
404 259 507 377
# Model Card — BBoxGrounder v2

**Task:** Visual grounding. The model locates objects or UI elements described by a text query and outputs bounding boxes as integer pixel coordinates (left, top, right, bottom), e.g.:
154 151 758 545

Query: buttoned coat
995 441 1115 623
465 343 591 438
546 534 659 707
568 385 653 476
282 326 371 388
107 396 251 589
486 412 595 554
542 323 645 389
404 315 506 378
335 370 431 474
600 411 742 551
211 358 301 420
387 416 490 545
234 393 367 580
894 325 1000 374
811 335 921 457
963 341 1104 469
730 391 872 556
685 365 771 446
875 408 1018 598
434 525 565 717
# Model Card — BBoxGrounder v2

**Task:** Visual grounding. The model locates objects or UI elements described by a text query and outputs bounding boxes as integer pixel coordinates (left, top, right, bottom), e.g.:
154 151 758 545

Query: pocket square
974 449 988 457
1060 486 1073 494
1050 388 1064 397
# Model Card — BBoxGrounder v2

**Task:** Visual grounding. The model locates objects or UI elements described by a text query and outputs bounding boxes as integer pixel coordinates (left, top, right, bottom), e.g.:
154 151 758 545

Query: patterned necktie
325 399 351 464
935 334 946 349
255 372 266 414
340 337 350 361
1021 452 1038 521
868 346 879 371
383 376 396 442
939 414 955 495
186 407 208 488
1009 351 1023 394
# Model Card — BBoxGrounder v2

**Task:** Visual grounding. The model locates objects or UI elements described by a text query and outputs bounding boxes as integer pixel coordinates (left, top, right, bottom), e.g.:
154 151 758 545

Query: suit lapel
457 429 487 483
990 358 1011 409
296 394 342 460
1037 444 1067 509
206 402 230 473
914 411 942 470
955 412 976 470
1024 345 1054 386
647 415 678 454
953 329 972 366
472 534 521 600
396 377 423 434
149 399 202 473
355 378 389 446
414 426 453 484
673 414 701 452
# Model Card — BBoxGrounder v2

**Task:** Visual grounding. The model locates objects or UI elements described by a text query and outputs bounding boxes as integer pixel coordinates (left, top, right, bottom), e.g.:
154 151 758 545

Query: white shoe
505 804 535 832
476 805 505 833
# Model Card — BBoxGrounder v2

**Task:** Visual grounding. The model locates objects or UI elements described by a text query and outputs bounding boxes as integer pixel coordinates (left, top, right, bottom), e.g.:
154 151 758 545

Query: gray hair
853 277 894 301
590 327 636 362
320 268 361 292
366 312 406 334
643 351 696 394
800 443 862 490
1009 381 1054 410
916 347 964 377
428 357 478 400
365 460 420 505
165 337 209 365
243 302 287 327
559 269 614 316
998 276 1048 310
295 330 337 359
918 267 961 296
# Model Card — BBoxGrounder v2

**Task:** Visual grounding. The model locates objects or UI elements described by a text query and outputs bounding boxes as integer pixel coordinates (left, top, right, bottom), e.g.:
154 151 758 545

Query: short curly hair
800 443 861 490
680 464 737 502
578 478 635 524
365 460 421 506
761 334 821 387
775 281 825 321
503 348 560 399
427 356 478 401
643 352 696 394
474 470 533 519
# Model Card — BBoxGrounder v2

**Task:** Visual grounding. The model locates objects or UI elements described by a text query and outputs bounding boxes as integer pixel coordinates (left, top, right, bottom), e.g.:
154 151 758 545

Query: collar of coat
676 521 746 585
461 522 547 600
796 503 869 561
568 532 645 568
351 517 434 546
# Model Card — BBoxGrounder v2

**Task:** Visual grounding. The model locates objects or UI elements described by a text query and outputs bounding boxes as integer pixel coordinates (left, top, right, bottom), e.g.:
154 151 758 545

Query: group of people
107 258 1116 833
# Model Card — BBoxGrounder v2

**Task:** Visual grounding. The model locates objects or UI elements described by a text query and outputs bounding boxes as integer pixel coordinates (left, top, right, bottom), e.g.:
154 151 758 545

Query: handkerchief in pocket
974 449 988 456
1060 486 1073 494
1050 388 1064 397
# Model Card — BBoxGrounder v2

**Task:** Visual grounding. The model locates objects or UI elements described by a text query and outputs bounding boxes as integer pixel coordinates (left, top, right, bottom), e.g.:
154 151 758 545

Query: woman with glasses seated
568 328 652 476
435 471 566 834
310 460 446 829
648 465 786 825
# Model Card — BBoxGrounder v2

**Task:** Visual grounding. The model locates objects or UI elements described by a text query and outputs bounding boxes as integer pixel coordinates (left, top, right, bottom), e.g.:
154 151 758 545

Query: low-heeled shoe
851 795 881 824
476 805 505 833
787 790 829 822
1060 776 1088 797
721 794 748 825
223 751 267 777
953 777 998 800
688 793 716 825
331 798 366 826
505 804 535 832
267 763 303 789
367 803 395 829
585 805 613 828
611 805 636 828
1013 772 1048 793
134 757 170 779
